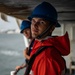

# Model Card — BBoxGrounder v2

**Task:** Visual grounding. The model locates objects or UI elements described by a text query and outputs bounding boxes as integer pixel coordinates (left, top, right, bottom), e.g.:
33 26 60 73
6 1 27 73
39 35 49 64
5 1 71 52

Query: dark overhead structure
0 0 75 21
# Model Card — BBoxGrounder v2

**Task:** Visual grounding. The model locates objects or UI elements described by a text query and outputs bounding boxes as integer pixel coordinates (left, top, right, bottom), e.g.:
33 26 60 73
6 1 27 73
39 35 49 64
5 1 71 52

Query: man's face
31 17 50 38
23 28 31 39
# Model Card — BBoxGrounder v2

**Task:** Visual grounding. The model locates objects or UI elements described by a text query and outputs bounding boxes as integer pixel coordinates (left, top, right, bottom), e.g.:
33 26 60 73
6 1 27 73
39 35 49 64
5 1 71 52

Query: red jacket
30 32 70 75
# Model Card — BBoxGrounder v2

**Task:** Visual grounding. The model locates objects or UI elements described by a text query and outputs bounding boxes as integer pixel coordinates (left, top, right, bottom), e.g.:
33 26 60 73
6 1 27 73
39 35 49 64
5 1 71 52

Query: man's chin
32 34 38 38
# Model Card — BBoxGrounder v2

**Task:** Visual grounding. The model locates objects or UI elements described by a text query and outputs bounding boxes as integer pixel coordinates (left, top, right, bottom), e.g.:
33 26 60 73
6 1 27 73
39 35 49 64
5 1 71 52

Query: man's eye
31 20 35 24
40 21 46 25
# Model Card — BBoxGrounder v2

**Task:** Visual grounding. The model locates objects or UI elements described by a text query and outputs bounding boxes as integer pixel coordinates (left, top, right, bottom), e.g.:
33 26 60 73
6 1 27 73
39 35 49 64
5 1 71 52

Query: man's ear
50 25 55 33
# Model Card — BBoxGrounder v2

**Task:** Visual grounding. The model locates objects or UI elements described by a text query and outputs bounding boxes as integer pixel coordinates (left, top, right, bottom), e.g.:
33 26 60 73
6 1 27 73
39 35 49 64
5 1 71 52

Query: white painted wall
53 22 75 68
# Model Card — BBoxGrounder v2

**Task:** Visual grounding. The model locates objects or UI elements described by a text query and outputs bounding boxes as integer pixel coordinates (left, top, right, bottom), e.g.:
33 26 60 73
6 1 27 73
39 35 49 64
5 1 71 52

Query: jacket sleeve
32 55 63 75
53 32 70 56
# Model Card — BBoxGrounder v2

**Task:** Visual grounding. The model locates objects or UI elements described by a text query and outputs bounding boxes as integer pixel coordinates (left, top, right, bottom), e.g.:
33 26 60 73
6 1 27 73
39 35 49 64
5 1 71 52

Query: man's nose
33 22 38 28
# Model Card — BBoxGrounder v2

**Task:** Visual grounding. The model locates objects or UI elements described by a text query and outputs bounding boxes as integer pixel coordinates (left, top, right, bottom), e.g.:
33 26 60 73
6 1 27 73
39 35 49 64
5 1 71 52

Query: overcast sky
0 15 20 32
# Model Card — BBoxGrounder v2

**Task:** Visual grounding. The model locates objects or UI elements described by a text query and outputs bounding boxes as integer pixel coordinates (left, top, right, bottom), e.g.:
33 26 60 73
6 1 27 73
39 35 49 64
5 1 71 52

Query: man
15 20 32 74
27 1 70 75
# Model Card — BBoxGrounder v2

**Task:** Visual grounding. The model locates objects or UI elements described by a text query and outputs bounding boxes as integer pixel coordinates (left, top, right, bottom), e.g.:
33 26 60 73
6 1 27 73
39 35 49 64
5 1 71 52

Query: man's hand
23 47 30 60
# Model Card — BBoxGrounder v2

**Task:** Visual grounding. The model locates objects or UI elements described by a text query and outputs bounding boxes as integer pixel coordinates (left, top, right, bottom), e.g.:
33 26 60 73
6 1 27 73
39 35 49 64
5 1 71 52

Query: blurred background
0 0 75 75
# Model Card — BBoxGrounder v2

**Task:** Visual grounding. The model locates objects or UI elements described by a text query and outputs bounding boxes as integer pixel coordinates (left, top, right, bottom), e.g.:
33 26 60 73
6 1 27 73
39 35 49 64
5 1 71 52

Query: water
0 33 26 75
